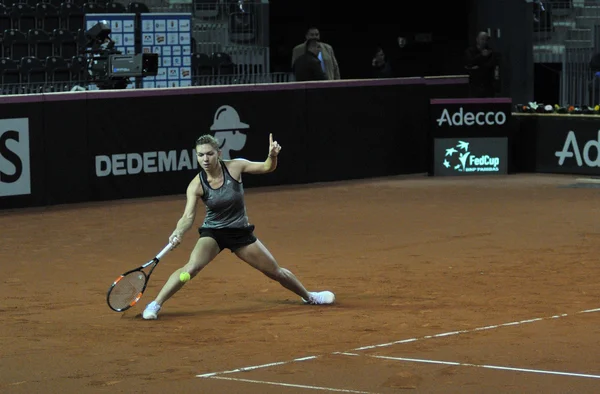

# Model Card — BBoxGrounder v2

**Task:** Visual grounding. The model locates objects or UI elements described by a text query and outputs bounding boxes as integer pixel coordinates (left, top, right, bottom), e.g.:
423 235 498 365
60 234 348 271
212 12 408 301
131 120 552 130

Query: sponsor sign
141 13 192 88
433 137 508 176
536 117 600 175
0 118 30 197
430 98 513 138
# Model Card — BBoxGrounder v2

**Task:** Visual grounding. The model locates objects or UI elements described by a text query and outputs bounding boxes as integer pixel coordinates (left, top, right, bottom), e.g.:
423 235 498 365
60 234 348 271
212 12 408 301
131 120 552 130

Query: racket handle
156 243 174 260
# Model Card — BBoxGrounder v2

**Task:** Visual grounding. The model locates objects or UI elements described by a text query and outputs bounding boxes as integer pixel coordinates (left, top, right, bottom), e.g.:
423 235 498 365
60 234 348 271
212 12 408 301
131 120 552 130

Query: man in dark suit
291 27 340 80
293 38 327 82
465 32 499 98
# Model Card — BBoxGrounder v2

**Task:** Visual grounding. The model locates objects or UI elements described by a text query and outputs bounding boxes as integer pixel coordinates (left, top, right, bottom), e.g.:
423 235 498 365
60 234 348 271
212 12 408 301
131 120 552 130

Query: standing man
293 38 327 81
465 32 499 98
291 27 340 80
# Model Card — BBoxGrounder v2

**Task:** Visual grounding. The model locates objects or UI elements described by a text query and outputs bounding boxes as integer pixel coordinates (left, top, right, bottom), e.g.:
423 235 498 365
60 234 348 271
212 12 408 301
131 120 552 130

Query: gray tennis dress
199 161 251 229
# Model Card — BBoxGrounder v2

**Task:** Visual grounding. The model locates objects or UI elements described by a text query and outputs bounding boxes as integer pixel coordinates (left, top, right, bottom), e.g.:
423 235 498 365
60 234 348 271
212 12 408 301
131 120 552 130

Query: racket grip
156 243 174 260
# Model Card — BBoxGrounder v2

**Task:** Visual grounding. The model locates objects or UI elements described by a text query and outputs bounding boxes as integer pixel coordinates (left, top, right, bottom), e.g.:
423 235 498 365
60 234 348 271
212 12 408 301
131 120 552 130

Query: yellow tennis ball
179 272 191 283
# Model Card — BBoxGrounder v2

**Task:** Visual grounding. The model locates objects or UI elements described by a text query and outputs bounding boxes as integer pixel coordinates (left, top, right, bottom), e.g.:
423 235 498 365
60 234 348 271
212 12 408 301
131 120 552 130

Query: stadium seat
28 28 53 59
211 51 234 75
2 29 28 60
19 55 45 92
52 28 76 59
105 2 127 13
59 2 84 33
83 2 106 14
45 55 70 86
0 57 20 94
0 4 11 34
127 2 149 14
69 54 86 83
191 52 212 76
10 3 36 32
36 2 60 33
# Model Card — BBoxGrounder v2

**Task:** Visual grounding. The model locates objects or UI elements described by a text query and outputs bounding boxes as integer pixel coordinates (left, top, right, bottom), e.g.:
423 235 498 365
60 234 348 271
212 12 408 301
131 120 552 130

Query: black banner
305 82 428 182
43 97 90 206
433 137 508 176
535 116 600 175
0 77 474 210
86 89 308 202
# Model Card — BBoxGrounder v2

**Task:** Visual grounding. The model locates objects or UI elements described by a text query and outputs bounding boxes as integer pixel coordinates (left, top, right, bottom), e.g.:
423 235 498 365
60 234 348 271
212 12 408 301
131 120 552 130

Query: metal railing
147 0 269 48
0 73 294 95
533 0 600 105
191 72 291 86
0 1 274 95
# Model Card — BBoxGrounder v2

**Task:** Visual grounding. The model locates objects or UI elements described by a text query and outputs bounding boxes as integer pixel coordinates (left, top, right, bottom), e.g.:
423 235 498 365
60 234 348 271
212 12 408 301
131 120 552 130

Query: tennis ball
179 271 191 283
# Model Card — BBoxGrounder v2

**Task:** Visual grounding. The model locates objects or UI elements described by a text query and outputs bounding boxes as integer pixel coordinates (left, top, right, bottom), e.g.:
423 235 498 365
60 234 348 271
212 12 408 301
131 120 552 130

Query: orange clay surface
2 173 600 393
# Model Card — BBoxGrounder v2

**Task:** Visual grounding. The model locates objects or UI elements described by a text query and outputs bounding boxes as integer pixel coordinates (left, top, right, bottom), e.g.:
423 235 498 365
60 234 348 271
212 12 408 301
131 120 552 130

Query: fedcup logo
443 140 501 173
436 107 507 127
210 105 249 160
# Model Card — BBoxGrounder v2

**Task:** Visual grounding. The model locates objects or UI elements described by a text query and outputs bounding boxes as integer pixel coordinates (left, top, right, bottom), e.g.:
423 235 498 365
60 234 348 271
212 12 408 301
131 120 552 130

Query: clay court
2 173 600 393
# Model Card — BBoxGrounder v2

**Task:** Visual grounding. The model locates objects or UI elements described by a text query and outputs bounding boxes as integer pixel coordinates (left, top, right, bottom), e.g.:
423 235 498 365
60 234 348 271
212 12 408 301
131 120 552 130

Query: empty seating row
1 28 84 60
0 54 87 94
192 0 256 20
191 51 264 76
2 0 117 7
192 51 232 75
0 1 149 33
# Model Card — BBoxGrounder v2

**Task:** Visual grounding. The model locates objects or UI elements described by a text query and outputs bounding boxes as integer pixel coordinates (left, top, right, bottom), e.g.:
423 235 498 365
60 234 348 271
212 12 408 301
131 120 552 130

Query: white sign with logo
433 137 508 176
0 118 31 197
436 107 507 127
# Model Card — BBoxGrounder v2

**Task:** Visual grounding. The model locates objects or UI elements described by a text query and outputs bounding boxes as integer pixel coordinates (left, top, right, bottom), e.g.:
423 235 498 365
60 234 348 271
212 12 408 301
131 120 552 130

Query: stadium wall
1 77 471 209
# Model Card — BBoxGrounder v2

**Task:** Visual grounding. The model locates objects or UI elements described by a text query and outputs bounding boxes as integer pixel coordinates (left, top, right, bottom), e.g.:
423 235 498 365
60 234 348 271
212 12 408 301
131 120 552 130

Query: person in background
291 26 340 80
371 47 393 79
293 38 328 82
465 31 499 98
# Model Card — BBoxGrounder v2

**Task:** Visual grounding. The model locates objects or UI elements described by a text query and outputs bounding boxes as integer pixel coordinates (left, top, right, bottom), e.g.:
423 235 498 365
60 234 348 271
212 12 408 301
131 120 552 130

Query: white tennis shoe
303 291 335 305
142 301 161 320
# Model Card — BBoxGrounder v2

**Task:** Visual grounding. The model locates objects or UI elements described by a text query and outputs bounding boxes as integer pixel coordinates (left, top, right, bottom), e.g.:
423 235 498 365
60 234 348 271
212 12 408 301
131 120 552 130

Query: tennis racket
106 243 174 312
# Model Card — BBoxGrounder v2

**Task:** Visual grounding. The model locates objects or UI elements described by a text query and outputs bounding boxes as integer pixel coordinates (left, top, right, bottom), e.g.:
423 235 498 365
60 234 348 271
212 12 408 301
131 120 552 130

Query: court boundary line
197 307 600 379
208 376 380 393
337 352 600 380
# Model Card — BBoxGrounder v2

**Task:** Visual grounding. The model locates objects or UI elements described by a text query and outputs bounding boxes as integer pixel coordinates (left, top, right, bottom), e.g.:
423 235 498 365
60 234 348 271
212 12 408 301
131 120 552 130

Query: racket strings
108 272 146 310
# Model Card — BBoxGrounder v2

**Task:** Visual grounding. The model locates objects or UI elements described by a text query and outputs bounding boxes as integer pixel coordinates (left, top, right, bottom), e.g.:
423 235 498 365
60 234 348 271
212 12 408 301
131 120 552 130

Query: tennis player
142 133 335 319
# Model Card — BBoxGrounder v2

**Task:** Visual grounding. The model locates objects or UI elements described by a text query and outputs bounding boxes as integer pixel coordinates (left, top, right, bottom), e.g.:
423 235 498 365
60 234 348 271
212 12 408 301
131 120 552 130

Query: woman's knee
183 260 208 277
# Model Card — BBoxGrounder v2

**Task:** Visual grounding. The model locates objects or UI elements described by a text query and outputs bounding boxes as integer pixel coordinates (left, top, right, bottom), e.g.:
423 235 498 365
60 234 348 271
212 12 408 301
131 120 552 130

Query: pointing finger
269 133 273 145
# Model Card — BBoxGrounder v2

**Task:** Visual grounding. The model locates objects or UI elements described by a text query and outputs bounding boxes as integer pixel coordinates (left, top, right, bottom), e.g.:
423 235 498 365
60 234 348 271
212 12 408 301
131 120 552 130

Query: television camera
83 22 158 89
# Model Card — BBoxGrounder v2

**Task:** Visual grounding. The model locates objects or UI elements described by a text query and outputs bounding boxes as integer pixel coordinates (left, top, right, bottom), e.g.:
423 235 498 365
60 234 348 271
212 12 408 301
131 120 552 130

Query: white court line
369 355 600 380
197 356 319 378
208 376 380 394
350 311 596 351
197 307 600 379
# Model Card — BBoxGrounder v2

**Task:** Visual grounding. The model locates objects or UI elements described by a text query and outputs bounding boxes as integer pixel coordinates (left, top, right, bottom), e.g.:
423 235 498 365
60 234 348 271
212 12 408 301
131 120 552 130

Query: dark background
268 0 472 79
268 0 535 105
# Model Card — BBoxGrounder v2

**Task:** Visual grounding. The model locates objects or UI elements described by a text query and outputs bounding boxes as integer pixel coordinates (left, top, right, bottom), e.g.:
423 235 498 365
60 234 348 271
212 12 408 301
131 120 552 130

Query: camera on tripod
83 21 159 89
